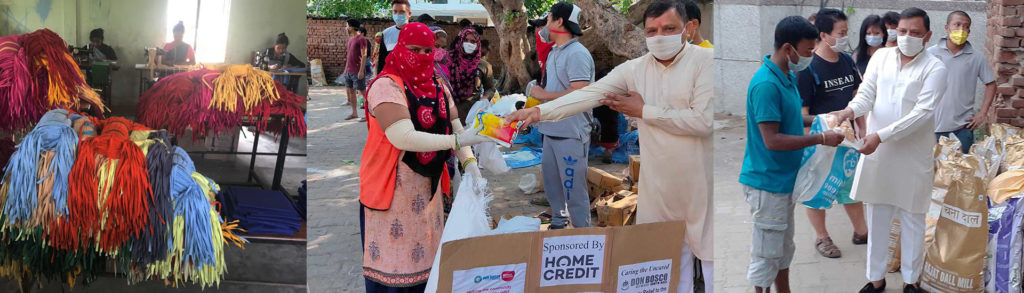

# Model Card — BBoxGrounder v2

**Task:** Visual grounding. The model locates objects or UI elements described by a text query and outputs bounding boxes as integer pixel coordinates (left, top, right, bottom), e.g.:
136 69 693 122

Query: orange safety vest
359 74 450 210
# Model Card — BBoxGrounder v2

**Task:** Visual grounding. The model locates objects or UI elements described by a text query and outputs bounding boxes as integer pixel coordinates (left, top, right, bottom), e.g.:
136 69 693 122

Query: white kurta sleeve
849 50 882 117
640 53 714 137
876 63 948 142
536 60 633 122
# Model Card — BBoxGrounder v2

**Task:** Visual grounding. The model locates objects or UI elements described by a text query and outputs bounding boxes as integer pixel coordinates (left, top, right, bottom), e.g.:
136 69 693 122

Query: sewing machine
69 45 93 67
252 48 272 70
70 45 116 107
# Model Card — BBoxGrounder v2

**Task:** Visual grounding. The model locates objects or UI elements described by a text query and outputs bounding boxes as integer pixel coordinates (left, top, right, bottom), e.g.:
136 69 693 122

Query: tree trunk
478 0 531 94
626 0 654 25
574 0 648 59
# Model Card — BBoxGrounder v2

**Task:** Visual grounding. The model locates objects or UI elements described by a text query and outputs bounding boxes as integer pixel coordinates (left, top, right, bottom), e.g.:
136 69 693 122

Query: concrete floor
714 114 907 292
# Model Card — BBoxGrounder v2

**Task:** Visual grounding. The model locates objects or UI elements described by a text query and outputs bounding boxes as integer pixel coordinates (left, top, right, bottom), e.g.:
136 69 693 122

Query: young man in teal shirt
739 16 845 293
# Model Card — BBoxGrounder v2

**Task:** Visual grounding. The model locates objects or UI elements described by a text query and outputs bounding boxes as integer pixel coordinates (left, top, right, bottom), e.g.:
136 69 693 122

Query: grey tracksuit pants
541 135 591 228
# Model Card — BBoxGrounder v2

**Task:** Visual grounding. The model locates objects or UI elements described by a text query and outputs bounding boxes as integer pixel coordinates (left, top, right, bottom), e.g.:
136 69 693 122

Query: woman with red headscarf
447 27 484 119
358 22 489 292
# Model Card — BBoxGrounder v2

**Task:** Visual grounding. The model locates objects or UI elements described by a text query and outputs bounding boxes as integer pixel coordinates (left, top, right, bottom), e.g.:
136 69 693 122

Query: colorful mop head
190 70 239 140
210 65 279 113
146 146 223 288
1 109 77 226
0 34 42 133
136 69 239 141
52 117 151 252
136 72 196 134
248 81 307 138
71 113 98 141
22 29 106 116
127 130 175 265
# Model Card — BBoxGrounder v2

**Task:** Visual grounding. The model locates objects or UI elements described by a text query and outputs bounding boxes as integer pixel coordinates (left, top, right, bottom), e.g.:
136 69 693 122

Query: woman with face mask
855 15 889 75
430 27 452 86
446 27 483 119
359 22 489 292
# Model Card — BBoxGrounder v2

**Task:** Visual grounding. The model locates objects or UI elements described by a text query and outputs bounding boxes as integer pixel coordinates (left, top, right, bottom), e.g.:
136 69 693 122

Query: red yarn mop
248 81 306 138
51 117 152 252
136 72 196 135
0 34 42 133
22 29 105 116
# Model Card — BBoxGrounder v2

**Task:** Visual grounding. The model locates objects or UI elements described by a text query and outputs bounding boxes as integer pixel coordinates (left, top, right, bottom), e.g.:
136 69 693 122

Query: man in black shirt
796 8 868 260
88 28 117 62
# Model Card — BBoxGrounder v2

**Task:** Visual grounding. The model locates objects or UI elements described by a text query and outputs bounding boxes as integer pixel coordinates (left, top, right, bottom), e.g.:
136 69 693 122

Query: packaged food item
921 137 988 293
525 97 542 108
472 112 523 148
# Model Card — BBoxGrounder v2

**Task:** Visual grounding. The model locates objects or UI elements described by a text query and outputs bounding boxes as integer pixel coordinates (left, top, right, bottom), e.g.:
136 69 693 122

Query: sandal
535 210 552 224
852 232 868 245
345 114 359 120
815 237 842 258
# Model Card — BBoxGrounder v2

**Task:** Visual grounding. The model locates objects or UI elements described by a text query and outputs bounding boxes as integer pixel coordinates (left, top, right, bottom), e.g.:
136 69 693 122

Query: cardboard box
437 221 684 293
628 155 641 182
596 191 638 227
587 167 625 200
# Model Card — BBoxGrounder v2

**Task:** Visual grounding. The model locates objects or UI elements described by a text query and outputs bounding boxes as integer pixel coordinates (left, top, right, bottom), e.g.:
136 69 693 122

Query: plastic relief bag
793 114 862 208
424 171 541 292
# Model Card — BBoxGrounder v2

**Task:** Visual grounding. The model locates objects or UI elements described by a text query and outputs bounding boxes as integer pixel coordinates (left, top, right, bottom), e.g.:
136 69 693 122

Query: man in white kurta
831 8 947 292
506 7 713 290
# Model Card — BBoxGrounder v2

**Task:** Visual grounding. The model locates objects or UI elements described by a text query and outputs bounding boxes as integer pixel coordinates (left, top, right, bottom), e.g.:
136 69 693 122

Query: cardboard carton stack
586 155 642 227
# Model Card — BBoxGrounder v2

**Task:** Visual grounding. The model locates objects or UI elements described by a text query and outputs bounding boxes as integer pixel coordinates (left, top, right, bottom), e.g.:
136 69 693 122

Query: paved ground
305 86 630 292
714 114 906 292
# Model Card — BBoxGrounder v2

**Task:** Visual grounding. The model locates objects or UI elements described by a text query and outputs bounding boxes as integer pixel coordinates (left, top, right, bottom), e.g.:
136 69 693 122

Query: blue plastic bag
503 147 543 169
611 130 639 163
512 126 544 148
794 115 860 209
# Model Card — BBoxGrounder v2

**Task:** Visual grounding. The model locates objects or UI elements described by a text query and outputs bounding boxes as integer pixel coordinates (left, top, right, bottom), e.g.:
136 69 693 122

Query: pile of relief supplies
796 117 1024 293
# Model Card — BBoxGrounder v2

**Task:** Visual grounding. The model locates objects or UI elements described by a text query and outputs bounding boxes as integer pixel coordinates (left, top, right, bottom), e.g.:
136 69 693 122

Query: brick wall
989 0 1024 126
306 17 503 82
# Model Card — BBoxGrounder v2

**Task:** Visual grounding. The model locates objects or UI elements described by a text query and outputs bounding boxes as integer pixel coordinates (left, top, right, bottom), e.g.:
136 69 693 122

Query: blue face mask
393 14 408 26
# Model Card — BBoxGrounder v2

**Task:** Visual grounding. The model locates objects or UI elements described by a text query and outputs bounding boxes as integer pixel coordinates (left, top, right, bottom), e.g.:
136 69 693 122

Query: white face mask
787 47 813 72
897 35 925 56
645 33 684 60
829 35 849 53
462 42 477 54
887 29 898 42
865 35 884 47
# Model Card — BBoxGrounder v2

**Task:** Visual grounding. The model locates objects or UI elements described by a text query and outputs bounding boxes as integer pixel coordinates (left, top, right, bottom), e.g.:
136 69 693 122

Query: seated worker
88 28 118 62
267 33 307 92
163 21 196 65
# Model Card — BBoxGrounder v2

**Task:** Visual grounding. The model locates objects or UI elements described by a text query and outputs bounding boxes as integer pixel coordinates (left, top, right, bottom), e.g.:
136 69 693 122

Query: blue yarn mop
1 109 78 224
170 146 216 269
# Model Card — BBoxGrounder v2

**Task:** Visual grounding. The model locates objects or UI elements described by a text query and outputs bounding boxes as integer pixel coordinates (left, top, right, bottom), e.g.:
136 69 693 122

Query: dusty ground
714 114 906 292
305 87 627 292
